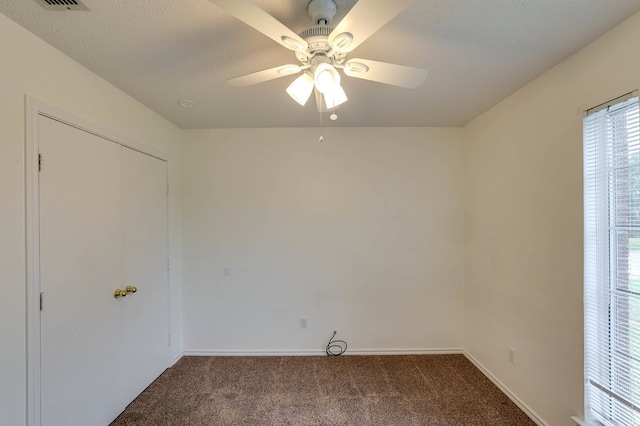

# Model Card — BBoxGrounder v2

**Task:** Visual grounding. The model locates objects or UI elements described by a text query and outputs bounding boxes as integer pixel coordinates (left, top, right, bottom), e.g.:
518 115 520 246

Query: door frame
25 96 172 426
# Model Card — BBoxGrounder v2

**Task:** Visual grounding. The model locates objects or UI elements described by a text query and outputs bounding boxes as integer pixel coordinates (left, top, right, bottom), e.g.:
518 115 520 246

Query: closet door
38 116 170 426
119 146 169 403
39 116 128 426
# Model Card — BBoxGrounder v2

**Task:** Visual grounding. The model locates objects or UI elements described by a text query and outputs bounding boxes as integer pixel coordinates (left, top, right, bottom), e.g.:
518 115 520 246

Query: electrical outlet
508 347 516 365
300 317 308 329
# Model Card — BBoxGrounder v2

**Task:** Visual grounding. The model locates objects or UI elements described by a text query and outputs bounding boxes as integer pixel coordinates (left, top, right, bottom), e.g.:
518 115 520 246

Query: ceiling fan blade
343 59 427 89
227 64 305 87
209 0 308 51
328 0 414 53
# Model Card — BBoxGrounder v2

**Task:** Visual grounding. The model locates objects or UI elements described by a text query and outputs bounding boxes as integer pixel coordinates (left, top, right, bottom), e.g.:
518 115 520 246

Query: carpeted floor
111 354 536 425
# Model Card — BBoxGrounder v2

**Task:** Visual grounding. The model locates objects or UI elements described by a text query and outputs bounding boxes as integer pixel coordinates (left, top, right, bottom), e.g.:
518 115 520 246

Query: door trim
25 96 171 426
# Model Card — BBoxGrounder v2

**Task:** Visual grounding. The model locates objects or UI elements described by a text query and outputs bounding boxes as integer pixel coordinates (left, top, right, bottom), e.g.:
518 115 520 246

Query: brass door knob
114 288 126 299
125 285 137 294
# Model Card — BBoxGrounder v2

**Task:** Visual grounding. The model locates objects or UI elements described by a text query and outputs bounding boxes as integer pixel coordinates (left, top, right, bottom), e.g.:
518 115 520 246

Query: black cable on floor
326 330 347 356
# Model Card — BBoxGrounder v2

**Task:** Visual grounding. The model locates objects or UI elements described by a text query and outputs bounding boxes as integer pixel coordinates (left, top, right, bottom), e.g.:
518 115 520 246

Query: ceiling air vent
34 0 89 11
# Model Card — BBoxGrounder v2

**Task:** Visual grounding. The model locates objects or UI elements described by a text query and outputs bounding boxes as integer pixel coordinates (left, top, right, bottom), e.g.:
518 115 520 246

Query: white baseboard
345 348 463 355
171 351 184 366
183 348 463 357
463 351 549 426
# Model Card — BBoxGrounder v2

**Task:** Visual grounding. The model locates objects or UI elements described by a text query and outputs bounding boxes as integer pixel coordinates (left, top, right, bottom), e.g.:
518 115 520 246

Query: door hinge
40 292 44 311
167 259 170 272
38 153 43 172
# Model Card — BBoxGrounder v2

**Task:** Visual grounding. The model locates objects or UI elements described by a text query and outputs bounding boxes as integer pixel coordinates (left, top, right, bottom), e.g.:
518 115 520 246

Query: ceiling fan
209 0 428 112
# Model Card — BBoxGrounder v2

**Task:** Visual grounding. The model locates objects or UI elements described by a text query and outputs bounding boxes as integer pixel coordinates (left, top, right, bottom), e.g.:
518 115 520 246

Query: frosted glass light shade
286 73 314 106
314 63 340 94
324 83 348 109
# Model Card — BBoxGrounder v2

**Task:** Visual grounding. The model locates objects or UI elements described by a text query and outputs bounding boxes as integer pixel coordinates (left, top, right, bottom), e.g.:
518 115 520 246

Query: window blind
584 91 640 426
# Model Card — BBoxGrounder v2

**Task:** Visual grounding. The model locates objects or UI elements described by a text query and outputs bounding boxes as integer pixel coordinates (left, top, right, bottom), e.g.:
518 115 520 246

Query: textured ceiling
1 0 639 128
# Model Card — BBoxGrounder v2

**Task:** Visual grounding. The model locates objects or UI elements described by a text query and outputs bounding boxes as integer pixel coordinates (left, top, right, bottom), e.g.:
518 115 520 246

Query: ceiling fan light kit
210 0 427 113
286 72 315 106
324 84 348 109
312 57 340 94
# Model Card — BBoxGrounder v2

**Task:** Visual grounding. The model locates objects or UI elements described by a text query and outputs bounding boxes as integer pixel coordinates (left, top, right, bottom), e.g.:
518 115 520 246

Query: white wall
0 13 183 425
182 127 464 353
463 11 640 426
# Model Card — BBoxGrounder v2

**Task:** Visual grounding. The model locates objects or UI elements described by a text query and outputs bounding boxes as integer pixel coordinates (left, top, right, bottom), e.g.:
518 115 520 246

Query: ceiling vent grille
34 0 89 11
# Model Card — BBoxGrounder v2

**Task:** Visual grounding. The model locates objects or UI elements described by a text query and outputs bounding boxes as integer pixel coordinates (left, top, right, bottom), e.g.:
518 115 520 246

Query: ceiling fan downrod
308 0 337 26
297 0 349 66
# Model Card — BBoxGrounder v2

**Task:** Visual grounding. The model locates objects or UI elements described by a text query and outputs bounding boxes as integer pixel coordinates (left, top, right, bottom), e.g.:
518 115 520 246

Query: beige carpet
111 354 535 425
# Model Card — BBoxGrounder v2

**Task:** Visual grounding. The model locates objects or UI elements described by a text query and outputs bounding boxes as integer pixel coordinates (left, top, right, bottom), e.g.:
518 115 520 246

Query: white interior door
39 116 128 426
38 116 169 426
119 146 169 402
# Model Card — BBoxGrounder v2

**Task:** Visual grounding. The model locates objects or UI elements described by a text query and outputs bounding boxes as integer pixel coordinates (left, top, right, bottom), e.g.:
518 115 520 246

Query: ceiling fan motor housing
296 25 346 64
308 0 337 25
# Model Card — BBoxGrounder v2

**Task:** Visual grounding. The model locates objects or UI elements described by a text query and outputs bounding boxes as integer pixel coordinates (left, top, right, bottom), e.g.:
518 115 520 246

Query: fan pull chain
330 104 337 121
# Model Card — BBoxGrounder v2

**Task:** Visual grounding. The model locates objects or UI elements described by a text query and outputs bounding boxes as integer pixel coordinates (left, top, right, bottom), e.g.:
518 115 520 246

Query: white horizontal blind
584 92 640 426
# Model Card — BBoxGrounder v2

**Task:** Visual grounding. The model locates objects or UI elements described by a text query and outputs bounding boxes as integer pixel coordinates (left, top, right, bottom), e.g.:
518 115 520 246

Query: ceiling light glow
314 63 340 94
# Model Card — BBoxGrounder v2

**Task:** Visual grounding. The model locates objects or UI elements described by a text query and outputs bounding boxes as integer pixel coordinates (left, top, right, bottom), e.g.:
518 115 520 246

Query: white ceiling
1 0 639 128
